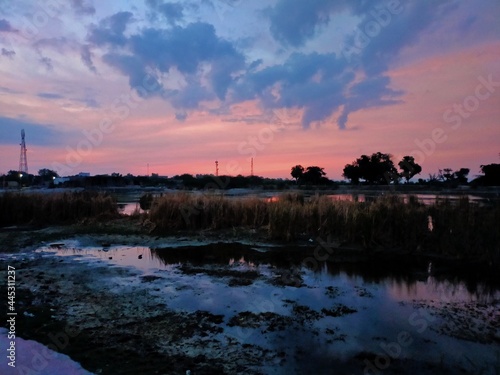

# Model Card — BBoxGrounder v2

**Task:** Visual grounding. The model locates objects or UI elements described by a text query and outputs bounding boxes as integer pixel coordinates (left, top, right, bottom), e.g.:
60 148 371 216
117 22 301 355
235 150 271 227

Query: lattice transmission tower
19 129 28 174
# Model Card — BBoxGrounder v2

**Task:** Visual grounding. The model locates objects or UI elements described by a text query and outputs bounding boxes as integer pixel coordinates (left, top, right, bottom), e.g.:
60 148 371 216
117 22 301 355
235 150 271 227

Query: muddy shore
1 218 499 374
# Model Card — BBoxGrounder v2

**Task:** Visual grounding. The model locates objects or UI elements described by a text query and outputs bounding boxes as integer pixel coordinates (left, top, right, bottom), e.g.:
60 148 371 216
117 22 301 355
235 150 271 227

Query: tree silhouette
398 156 422 182
38 168 59 181
438 168 454 182
343 164 362 184
473 164 500 186
4 170 21 182
302 166 326 185
453 168 469 184
290 165 304 183
343 152 398 184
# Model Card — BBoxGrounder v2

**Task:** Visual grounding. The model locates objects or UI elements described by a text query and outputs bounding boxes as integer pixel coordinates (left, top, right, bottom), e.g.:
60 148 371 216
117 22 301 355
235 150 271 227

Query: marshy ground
1 191 499 374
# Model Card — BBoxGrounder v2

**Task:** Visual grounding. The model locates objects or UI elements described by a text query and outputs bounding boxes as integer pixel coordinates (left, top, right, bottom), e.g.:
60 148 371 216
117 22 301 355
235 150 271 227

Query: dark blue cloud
235 50 406 128
102 53 157 93
256 0 456 127
0 19 17 32
97 20 245 108
80 44 97 73
169 82 214 109
234 51 400 128
338 75 404 128
1 48 15 58
0 116 65 146
86 2 460 129
267 0 345 47
354 1 457 74
128 23 244 76
0 86 22 94
34 37 71 53
71 0 96 16
37 92 64 99
39 57 53 71
146 1 184 25
80 97 99 108
87 11 133 47
175 111 187 121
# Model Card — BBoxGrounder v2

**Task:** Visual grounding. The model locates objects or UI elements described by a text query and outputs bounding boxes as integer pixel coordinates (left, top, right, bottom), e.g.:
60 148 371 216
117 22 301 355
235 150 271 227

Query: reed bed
149 192 500 259
0 191 118 227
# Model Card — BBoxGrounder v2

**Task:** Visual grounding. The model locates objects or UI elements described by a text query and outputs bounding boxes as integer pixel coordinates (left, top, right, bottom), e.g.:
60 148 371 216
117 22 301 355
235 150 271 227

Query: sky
0 0 499 180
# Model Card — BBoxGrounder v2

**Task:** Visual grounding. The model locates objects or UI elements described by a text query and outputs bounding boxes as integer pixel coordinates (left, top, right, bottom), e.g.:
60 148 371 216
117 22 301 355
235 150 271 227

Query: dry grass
149 192 500 260
0 191 118 227
148 193 268 231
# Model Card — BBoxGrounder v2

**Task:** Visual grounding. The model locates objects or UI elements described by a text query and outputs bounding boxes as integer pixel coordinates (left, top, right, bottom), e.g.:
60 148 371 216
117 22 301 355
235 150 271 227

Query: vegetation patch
0 191 118 227
148 192 500 263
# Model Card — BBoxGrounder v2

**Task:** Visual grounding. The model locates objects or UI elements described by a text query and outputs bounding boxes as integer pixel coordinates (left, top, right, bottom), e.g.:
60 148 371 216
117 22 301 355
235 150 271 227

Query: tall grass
149 192 500 260
0 191 118 227
148 193 268 231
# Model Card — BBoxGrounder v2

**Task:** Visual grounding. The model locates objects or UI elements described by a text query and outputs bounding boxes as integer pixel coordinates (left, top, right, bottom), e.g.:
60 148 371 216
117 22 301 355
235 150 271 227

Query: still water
36 242 500 374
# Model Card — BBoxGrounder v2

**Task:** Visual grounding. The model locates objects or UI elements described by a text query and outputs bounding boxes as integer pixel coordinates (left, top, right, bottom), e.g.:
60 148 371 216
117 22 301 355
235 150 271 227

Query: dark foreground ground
1 218 499 374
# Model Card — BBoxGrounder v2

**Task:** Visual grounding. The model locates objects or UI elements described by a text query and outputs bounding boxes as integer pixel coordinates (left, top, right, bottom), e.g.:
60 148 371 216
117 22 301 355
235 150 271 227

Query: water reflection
326 193 489 205
38 242 499 303
34 241 500 374
117 202 142 215
148 244 498 302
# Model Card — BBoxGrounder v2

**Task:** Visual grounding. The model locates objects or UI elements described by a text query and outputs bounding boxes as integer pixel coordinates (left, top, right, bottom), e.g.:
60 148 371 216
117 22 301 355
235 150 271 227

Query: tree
343 152 398 184
438 168 454 182
342 164 362 184
38 168 59 181
474 163 500 186
6 170 20 180
290 165 304 184
453 168 469 184
398 156 422 182
302 166 326 185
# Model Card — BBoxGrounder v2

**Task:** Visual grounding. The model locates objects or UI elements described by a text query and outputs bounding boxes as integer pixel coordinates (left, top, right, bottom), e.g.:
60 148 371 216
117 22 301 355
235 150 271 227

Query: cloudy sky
0 0 499 179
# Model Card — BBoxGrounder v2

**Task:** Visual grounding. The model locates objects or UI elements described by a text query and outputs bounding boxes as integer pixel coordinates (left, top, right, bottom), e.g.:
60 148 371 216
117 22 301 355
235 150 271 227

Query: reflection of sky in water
37 244 499 305
326 193 489 205
35 244 500 373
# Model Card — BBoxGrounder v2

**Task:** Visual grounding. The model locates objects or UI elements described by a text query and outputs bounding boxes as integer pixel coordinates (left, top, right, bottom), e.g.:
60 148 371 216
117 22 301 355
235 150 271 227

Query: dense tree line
290 165 332 185
2 161 499 189
342 152 422 184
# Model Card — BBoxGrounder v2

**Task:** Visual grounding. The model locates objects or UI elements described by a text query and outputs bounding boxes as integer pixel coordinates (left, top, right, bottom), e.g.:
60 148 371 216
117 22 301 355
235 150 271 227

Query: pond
34 241 500 374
